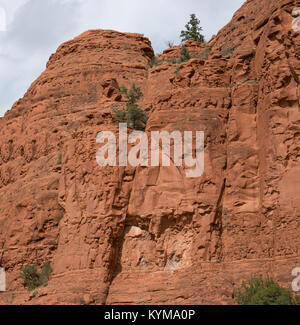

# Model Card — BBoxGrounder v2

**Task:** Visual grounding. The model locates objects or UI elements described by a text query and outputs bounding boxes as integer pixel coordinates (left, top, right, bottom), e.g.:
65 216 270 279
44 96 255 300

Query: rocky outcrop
0 0 299 305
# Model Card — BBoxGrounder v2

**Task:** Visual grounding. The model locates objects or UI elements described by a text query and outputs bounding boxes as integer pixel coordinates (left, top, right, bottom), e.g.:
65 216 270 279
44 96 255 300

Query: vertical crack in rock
207 178 227 261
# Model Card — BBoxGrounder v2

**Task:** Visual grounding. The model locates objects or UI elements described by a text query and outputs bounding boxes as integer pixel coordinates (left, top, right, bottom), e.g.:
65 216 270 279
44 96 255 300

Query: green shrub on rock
234 275 295 305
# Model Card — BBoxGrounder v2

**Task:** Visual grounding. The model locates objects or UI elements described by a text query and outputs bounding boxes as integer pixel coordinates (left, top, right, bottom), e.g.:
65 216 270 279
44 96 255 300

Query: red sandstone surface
0 0 299 305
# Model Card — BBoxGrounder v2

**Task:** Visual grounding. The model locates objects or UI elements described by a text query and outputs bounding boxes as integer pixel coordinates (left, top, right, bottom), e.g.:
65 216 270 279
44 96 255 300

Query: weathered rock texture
0 0 299 305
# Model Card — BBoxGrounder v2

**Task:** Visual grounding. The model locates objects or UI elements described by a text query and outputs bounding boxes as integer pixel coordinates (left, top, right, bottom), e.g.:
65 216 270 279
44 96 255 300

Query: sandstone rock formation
0 0 299 305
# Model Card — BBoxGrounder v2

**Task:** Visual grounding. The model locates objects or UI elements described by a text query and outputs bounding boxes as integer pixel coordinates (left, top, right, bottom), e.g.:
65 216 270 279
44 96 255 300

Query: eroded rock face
0 0 300 305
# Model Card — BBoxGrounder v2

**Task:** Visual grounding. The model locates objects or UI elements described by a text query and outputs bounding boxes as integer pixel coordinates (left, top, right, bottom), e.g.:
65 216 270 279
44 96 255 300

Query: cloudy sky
0 0 245 116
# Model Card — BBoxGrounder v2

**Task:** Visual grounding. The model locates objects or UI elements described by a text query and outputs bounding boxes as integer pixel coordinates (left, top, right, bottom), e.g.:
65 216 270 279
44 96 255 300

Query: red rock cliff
0 0 299 305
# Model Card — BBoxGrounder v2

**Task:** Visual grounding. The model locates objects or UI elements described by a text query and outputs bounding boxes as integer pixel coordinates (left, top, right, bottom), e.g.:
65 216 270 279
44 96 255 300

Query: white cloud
0 0 244 116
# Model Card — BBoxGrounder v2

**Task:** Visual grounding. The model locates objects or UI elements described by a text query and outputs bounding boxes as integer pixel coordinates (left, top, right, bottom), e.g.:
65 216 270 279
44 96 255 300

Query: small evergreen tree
39 262 52 287
20 262 52 291
114 110 127 123
120 83 143 105
20 265 40 291
114 83 147 131
180 46 191 62
180 14 205 43
127 104 147 131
